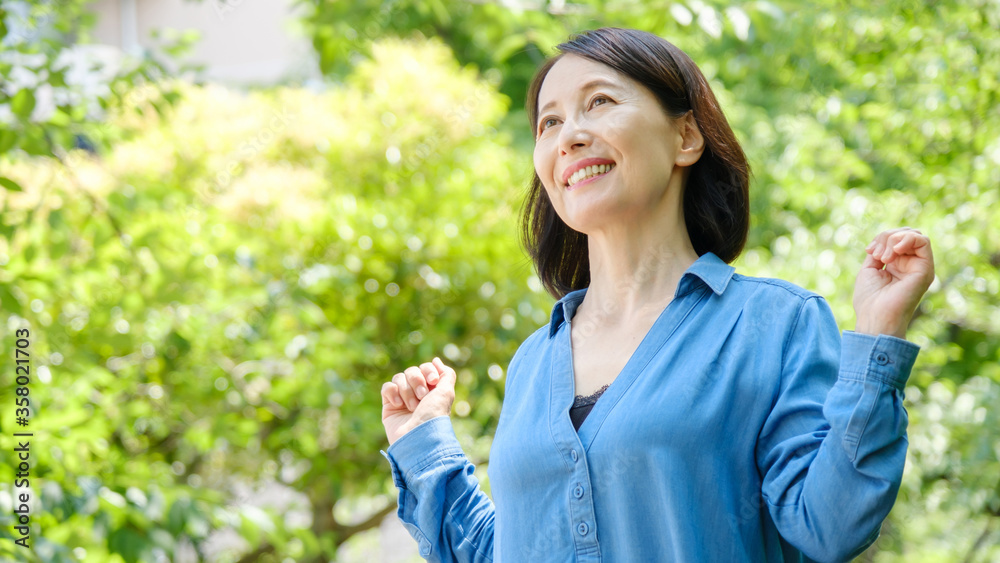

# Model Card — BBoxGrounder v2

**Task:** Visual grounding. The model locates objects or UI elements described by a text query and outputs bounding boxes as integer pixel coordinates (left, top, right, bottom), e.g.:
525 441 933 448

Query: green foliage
0 35 543 562
0 0 998 561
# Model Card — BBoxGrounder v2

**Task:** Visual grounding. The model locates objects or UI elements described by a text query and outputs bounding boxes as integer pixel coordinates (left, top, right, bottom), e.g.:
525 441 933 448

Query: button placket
550 314 601 557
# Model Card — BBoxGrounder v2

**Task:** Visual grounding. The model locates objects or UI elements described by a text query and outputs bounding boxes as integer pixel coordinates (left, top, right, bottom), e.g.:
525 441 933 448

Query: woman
379 28 934 562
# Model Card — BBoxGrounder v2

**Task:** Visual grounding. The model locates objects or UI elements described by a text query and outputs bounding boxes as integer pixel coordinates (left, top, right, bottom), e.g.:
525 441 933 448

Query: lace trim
572 384 610 408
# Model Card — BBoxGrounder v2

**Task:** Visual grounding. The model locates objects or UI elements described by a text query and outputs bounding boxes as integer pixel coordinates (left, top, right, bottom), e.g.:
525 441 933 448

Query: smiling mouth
565 164 616 190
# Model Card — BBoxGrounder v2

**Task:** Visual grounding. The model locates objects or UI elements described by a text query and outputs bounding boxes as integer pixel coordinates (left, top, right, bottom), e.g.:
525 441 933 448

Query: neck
579 204 698 327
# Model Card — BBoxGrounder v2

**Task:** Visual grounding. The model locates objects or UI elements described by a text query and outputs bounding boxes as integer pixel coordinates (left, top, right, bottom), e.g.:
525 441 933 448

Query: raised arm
380 358 495 562
756 228 933 561
756 296 919 561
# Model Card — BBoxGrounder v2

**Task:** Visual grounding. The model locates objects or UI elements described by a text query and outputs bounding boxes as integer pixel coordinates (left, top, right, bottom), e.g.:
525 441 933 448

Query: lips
561 157 617 187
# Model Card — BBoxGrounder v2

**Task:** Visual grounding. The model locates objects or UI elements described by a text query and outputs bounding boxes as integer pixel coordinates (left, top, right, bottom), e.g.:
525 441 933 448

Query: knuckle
408 373 424 388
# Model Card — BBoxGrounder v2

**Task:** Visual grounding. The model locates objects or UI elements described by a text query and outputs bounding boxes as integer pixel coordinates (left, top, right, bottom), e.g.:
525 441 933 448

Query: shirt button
570 449 578 462
875 352 890 365
573 484 584 498
577 522 589 536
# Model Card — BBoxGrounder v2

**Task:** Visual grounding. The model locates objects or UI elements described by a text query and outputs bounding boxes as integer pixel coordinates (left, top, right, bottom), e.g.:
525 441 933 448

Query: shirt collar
547 251 736 338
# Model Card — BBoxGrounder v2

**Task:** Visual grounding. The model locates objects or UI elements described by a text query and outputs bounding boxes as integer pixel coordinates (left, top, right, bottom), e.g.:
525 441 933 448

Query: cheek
533 153 561 205
599 110 633 141
533 144 554 185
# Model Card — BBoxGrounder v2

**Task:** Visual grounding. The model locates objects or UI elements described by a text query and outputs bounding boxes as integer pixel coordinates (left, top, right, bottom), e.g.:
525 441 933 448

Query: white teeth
567 163 615 187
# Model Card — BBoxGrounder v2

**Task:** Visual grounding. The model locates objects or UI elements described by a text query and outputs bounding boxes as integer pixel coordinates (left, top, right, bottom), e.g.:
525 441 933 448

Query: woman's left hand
853 227 935 339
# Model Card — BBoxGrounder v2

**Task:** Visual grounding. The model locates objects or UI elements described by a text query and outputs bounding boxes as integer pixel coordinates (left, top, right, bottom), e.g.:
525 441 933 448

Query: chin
560 197 632 232
560 212 612 236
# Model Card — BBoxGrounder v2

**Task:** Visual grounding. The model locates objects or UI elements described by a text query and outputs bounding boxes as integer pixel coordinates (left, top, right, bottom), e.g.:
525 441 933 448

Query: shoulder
510 324 549 367
724 272 837 337
729 272 821 302
504 323 550 386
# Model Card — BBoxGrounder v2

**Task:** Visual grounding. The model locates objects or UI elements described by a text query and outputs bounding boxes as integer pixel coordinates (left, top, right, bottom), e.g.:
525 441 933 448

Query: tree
1 34 541 561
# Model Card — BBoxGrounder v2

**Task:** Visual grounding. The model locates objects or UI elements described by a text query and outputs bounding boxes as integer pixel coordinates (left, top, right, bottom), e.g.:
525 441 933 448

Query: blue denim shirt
382 252 919 562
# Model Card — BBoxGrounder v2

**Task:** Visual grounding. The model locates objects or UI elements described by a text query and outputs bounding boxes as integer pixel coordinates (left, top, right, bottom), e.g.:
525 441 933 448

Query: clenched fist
381 357 457 446
854 227 935 339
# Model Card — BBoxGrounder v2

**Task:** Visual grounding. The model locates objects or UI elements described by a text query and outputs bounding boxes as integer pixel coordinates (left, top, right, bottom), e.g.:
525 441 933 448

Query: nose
558 115 591 155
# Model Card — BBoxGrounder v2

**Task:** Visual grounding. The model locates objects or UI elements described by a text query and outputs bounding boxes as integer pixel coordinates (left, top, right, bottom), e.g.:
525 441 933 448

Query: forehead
537 54 629 110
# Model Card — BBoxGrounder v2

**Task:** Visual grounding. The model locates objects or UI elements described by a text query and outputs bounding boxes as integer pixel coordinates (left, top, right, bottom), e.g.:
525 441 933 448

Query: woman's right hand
381 357 457 447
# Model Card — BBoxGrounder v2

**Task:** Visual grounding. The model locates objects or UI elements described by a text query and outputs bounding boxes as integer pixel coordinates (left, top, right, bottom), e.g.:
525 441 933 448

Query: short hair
522 27 751 300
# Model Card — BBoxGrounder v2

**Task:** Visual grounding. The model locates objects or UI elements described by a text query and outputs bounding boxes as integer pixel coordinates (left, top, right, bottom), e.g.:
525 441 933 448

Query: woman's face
532 54 699 235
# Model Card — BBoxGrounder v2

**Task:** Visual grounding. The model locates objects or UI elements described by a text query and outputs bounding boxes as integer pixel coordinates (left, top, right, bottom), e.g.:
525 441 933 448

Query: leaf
0 285 21 315
47 108 71 127
10 88 36 119
21 130 50 156
167 498 188 535
108 527 148 563
0 177 23 192
0 129 17 153
162 90 182 106
168 331 191 356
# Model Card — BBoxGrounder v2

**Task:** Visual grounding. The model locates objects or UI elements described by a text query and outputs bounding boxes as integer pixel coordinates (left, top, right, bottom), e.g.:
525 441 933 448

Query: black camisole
569 384 610 431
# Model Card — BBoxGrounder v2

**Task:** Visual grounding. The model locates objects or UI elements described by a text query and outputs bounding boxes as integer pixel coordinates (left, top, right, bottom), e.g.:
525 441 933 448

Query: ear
675 110 705 167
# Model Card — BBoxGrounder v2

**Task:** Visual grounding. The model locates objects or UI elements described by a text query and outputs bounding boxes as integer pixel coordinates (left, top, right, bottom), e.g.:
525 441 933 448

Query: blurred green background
0 0 997 561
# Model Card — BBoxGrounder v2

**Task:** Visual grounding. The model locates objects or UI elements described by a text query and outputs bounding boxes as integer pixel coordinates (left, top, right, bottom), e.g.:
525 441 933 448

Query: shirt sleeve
756 295 920 563
381 416 495 562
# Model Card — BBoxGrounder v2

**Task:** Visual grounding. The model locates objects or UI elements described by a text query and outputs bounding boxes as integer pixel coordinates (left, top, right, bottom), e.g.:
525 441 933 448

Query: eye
540 117 558 132
590 95 612 108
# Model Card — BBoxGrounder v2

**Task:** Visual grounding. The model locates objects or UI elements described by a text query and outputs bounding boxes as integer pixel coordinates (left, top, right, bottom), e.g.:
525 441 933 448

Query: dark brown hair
521 27 750 300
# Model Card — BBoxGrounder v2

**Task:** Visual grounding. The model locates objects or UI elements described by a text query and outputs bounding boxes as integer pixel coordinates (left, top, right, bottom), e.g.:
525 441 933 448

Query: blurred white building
89 0 319 86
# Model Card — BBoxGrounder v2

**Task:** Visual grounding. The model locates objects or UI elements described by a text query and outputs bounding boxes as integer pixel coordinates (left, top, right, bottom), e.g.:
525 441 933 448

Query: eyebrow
538 78 620 115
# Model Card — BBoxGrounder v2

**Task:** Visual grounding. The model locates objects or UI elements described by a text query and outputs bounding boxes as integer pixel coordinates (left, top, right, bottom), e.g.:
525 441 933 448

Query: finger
404 366 429 401
885 232 918 260
860 252 884 270
892 232 931 258
881 231 910 263
420 362 439 386
868 227 913 259
393 372 418 411
432 357 457 388
381 381 403 408
430 358 457 408
884 230 930 263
